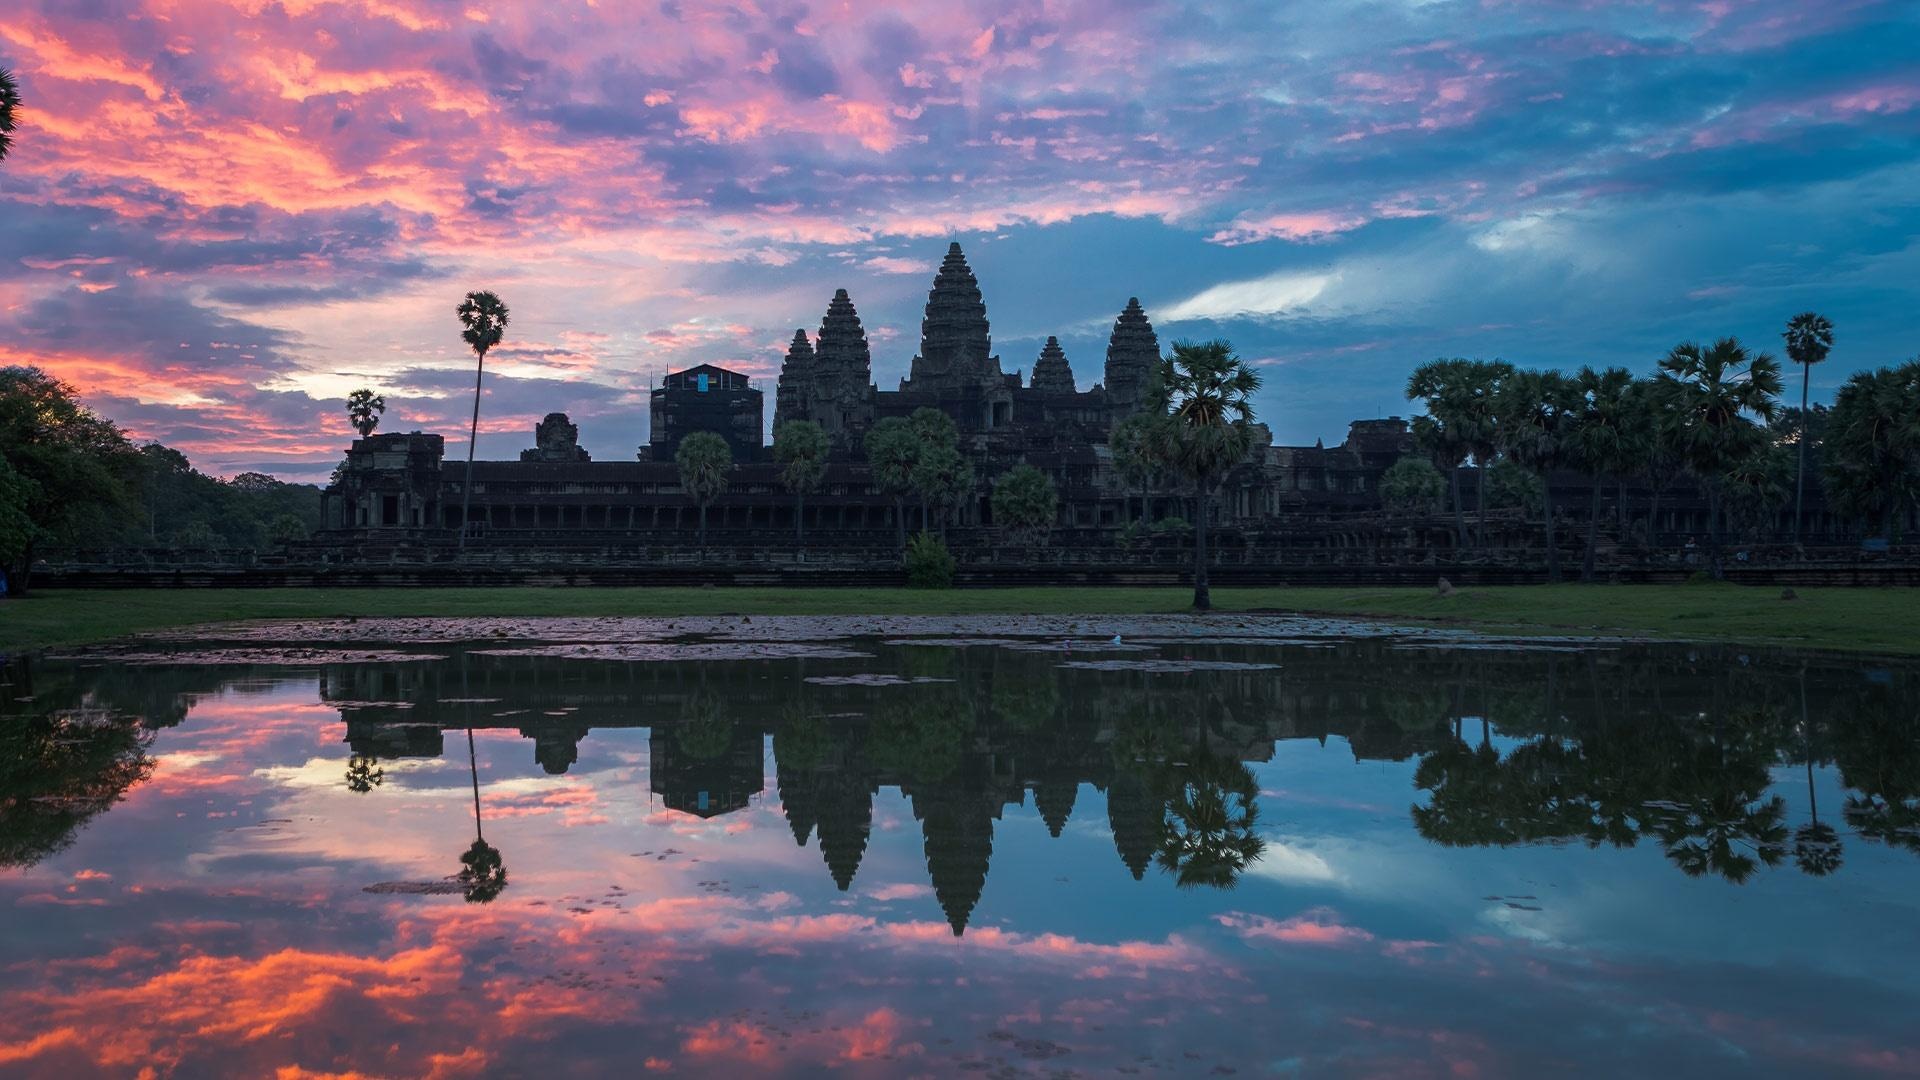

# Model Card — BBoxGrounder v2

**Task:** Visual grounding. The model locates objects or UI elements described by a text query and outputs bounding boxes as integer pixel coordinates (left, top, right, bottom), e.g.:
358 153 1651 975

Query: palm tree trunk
1794 364 1810 545
1448 467 1466 549
795 491 805 547
1542 474 1560 582
1193 482 1212 611
1582 479 1602 582
459 347 485 552
468 728 484 843
698 502 708 548
1706 485 1724 579
894 498 906 551
1475 460 1490 548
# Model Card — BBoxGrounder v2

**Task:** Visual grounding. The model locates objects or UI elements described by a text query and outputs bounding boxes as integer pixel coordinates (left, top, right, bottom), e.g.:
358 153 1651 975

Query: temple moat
2 617 1916 1076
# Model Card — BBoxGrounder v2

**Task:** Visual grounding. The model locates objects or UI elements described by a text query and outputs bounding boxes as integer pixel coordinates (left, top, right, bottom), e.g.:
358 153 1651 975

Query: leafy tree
1495 369 1581 581
0 66 19 163
1379 456 1445 516
0 456 36 577
1654 338 1781 576
864 417 920 551
0 367 137 592
1140 340 1261 611
1782 313 1834 542
172 520 218 549
990 464 1058 545
904 530 955 588
1569 366 1647 580
455 290 509 550
346 388 386 437
1109 411 1161 528
1485 458 1543 515
1821 359 1920 541
772 419 829 547
267 513 308 545
905 408 972 535
1721 443 1791 540
1407 359 1513 546
674 431 732 549
676 696 735 761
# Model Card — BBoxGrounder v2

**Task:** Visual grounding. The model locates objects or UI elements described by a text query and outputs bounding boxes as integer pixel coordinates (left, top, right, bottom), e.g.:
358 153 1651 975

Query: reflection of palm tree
456 729 507 903
1792 674 1843 876
345 753 384 794
1153 751 1266 889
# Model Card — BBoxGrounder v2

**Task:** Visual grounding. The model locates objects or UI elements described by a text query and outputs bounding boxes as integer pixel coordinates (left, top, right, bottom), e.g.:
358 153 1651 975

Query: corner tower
773 329 814 431
1029 336 1076 394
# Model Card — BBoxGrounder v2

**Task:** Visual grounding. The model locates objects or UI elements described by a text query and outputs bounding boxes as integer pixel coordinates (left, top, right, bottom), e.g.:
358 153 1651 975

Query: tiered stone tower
1029 336 1076 394
809 289 876 448
904 242 999 393
772 330 813 432
1103 297 1160 422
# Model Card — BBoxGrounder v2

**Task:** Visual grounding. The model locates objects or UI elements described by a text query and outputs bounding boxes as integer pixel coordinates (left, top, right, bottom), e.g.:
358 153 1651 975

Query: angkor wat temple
319 242 1420 549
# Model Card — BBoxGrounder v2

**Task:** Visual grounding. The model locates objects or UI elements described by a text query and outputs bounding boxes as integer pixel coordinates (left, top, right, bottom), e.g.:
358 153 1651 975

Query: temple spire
906 242 998 392
810 290 875 447
1104 297 1160 421
773 328 814 430
1029 336 1076 394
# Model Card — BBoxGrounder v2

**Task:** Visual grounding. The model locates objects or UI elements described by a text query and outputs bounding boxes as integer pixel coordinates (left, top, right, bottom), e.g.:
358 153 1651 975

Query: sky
1 0 1917 482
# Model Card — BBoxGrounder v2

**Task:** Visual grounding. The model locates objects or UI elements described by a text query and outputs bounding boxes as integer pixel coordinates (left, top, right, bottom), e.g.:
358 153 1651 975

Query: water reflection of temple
7 643 1917 934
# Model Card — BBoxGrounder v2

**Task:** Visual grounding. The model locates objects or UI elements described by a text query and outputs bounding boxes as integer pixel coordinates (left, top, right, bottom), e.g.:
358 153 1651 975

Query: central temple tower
902 242 1000 394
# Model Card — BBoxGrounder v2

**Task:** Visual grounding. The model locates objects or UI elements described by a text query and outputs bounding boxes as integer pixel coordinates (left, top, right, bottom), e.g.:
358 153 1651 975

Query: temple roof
909 242 997 388
1029 336 1076 394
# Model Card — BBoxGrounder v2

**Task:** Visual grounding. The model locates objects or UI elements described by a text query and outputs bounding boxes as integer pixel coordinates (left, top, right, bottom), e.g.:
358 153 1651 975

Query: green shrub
904 531 955 588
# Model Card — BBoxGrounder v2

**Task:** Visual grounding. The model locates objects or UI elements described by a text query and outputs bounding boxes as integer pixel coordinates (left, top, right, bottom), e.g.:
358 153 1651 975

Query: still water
2 614 1917 1078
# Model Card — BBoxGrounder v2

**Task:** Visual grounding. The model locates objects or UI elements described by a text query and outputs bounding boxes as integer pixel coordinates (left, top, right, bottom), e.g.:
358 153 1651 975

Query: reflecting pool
2 614 1917 1077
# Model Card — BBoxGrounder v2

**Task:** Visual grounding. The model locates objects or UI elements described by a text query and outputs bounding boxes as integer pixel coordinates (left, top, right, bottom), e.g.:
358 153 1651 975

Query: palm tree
1109 411 1161 529
1494 369 1580 581
1782 313 1834 543
1653 338 1782 577
1792 673 1842 877
1821 360 1920 542
345 388 385 438
675 431 732 550
772 419 828 548
455 291 509 551
1153 750 1267 889
0 67 20 164
1406 359 1475 547
457 729 507 903
1141 340 1261 611
1569 366 1642 582
864 417 919 552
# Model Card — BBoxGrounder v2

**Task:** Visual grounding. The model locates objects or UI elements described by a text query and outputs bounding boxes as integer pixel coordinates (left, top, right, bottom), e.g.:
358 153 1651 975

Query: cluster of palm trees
1403 313 1920 579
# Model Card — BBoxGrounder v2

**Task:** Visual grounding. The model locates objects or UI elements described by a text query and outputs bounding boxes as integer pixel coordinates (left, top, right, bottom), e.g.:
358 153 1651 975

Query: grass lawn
3 583 1917 656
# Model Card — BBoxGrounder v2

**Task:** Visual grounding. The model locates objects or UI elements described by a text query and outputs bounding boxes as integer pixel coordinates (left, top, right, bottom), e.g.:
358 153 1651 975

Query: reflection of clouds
1243 841 1343 886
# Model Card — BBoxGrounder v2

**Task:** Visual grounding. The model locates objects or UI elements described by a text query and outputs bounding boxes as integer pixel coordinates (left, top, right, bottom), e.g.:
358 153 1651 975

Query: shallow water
2 616 1917 1077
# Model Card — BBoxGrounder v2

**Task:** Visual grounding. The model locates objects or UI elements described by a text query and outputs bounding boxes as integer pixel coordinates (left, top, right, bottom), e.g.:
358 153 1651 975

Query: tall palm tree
1792 672 1843 877
1570 366 1643 582
1141 340 1261 611
1154 750 1267 889
1406 359 1473 547
773 419 829 549
1495 369 1580 582
0 67 21 164
345 388 385 438
675 431 732 550
1653 338 1782 577
454 292 509 551
1782 313 1834 543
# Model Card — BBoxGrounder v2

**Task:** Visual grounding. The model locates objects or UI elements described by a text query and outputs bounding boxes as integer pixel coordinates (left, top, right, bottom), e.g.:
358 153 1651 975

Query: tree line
1389 313 1920 580
0 367 321 593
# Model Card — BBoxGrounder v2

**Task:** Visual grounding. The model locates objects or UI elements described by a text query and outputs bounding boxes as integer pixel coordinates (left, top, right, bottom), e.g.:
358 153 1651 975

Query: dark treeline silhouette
0 367 321 590
1402 316 1920 579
